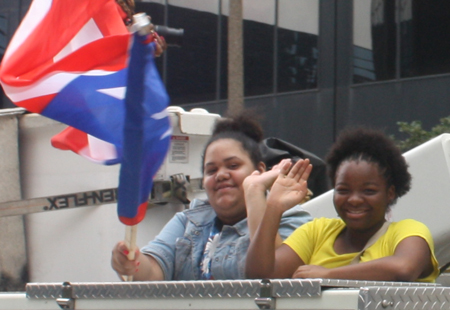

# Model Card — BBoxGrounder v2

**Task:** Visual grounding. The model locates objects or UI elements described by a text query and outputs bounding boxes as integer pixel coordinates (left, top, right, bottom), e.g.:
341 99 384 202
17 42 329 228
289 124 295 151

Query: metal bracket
56 282 75 310
255 279 276 310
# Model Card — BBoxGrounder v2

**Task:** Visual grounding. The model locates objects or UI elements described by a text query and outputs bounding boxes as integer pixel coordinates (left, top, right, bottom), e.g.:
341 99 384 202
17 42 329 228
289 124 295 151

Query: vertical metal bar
228 0 244 113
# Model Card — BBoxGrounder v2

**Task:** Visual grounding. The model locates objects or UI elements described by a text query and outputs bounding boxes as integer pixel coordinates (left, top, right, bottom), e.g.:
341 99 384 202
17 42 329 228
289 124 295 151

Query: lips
216 183 234 191
347 209 367 214
344 208 370 219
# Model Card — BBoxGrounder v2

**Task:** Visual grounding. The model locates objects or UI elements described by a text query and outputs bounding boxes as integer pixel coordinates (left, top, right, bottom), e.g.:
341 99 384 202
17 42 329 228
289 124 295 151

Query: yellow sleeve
283 218 317 264
389 219 434 249
389 219 440 282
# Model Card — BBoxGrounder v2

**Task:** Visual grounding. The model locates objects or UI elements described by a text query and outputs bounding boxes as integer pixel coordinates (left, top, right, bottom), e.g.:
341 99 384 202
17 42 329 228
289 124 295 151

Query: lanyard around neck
349 221 390 265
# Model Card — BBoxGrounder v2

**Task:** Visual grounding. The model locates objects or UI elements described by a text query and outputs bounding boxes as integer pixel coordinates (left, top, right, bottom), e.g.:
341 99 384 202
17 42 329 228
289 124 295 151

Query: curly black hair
201 109 264 173
325 127 411 204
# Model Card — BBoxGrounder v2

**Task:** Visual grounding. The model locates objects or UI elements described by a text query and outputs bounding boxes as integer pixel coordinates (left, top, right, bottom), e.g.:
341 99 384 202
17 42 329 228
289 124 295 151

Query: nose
348 192 363 206
216 168 230 181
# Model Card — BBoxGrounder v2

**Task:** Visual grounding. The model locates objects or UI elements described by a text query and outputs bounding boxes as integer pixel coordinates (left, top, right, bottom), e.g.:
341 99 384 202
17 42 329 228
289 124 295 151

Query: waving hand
266 159 312 213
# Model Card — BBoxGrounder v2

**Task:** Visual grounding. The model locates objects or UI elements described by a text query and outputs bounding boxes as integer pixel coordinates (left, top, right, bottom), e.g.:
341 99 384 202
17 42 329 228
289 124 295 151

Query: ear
256 161 266 173
387 185 396 203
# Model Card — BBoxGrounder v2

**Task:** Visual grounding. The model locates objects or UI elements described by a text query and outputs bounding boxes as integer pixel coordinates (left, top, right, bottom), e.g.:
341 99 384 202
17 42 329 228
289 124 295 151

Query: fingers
301 162 313 182
154 41 163 57
111 241 141 277
153 33 167 57
250 170 262 176
291 265 308 279
158 35 167 51
278 159 293 175
271 158 292 172
286 159 312 182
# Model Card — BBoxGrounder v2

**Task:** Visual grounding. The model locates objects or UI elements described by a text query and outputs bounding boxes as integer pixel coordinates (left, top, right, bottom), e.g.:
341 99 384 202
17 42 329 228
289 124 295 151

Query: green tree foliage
395 116 450 152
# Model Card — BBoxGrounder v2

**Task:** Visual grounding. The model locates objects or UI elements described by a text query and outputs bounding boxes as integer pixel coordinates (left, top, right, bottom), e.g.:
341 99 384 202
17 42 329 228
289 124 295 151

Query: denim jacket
141 199 312 280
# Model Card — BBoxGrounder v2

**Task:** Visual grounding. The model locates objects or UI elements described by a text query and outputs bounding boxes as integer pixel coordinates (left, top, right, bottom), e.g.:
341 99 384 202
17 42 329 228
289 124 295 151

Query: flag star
97 86 127 100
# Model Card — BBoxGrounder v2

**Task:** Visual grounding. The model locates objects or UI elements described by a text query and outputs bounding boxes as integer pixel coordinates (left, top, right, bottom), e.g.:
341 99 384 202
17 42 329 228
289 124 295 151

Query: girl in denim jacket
111 110 312 280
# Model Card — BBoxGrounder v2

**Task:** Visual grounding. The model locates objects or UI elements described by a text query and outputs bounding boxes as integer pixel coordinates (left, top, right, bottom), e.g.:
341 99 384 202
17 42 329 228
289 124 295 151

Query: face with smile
203 138 264 225
333 160 395 233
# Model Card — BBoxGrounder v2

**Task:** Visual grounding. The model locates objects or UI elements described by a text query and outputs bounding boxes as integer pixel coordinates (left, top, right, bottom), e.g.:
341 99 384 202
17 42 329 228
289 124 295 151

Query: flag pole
124 224 138 281
121 12 153 282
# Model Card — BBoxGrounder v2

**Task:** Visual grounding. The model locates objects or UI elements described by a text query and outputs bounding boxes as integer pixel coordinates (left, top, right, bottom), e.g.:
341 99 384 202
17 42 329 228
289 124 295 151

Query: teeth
348 210 365 214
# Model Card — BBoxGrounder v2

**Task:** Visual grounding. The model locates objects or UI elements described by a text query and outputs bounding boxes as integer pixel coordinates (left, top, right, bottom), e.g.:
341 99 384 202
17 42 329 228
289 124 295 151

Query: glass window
138 0 220 105
400 1 450 78
277 0 319 92
353 0 450 84
353 0 396 84
221 0 275 97
242 0 275 97
165 0 220 105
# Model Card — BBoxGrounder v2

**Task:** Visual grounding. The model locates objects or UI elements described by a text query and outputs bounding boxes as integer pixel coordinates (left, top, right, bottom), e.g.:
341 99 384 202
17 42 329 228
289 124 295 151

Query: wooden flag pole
124 224 138 281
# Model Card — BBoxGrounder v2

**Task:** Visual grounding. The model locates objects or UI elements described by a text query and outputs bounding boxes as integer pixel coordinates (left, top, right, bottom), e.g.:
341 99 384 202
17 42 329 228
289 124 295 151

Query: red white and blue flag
0 0 172 225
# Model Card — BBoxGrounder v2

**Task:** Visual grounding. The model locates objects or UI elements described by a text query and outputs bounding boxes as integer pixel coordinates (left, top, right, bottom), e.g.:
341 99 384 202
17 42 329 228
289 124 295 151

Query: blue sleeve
278 205 313 240
140 211 188 280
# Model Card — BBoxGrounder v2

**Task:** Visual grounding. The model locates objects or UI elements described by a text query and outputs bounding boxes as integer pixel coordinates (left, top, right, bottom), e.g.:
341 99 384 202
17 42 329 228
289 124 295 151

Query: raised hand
111 241 141 279
243 158 292 192
266 159 312 213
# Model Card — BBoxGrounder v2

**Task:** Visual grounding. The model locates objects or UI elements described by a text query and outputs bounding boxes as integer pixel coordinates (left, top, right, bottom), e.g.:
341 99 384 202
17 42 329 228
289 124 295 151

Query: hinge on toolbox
56 282 75 310
255 279 276 310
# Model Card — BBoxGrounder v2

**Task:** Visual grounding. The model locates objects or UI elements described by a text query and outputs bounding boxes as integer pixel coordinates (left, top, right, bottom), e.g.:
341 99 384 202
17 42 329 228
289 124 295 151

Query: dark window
353 0 396 83
277 1 319 92
243 19 274 96
353 0 450 84
137 1 220 105
401 1 450 78
277 28 318 92
138 0 319 102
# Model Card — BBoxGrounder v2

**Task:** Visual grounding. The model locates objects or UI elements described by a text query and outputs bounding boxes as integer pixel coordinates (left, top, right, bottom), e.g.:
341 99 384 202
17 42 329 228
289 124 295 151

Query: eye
228 162 240 170
335 187 349 194
204 167 217 176
364 189 377 195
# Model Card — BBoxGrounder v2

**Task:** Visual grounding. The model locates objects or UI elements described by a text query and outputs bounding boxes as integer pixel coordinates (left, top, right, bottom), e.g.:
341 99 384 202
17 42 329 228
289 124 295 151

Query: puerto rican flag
0 0 171 225
0 0 130 164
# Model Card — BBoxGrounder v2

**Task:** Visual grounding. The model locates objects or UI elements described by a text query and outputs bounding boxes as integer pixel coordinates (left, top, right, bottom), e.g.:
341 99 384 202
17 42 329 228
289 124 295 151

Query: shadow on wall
0 267 28 292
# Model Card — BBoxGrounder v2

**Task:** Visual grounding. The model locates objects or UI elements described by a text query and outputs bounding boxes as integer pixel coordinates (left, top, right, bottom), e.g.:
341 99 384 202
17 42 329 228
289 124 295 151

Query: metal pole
0 115 27 290
228 0 244 113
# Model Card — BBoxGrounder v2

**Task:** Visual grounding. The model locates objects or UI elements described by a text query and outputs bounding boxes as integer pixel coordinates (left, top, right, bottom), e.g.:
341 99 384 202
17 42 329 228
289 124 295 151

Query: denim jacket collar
184 199 216 227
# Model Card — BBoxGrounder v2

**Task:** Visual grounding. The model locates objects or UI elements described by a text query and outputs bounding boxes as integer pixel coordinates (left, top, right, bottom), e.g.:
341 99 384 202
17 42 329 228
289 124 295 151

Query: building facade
1 0 450 158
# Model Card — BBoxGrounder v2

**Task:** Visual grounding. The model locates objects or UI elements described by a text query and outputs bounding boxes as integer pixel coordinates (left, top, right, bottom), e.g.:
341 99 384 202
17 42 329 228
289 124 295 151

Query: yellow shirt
284 218 439 282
